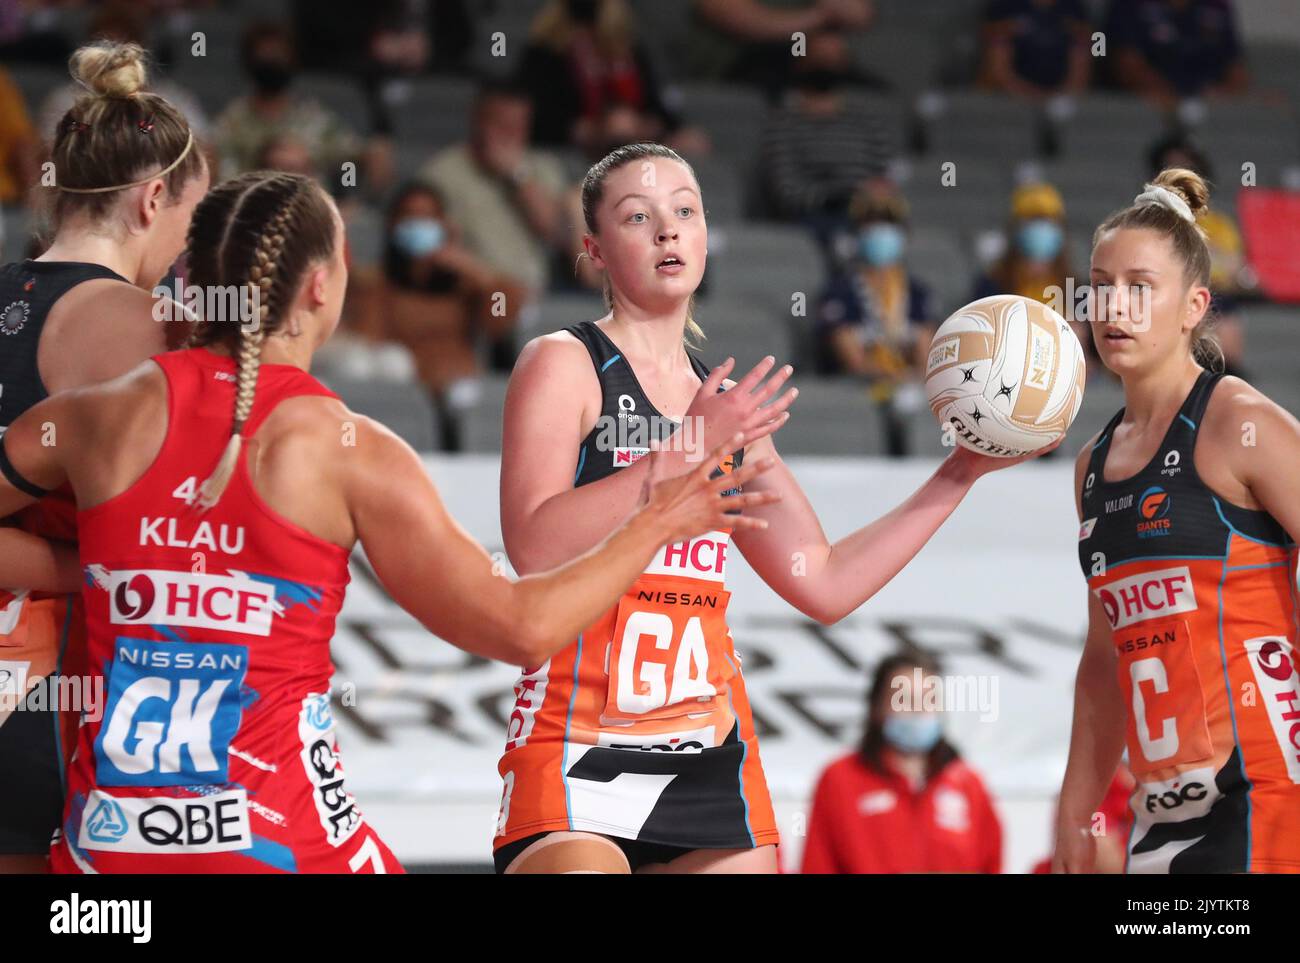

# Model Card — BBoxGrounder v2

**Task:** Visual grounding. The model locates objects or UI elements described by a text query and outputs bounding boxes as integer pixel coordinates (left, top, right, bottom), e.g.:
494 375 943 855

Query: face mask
392 217 445 258
1016 218 1063 261
883 714 943 754
859 222 905 267
249 60 293 95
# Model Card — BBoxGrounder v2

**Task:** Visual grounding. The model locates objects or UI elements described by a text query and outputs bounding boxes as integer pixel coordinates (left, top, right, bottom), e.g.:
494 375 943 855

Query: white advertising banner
334 455 1093 869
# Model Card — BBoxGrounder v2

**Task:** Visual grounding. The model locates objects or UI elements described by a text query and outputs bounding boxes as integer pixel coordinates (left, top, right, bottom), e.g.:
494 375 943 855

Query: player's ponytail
1094 167 1222 371
182 171 336 510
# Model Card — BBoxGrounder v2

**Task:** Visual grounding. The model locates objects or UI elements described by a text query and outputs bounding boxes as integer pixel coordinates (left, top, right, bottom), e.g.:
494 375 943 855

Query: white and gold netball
924 294 1086 457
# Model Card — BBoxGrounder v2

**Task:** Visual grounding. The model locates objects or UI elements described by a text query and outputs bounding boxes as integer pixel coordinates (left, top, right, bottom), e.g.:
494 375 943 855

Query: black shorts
0 677 66 855
494 831 696 874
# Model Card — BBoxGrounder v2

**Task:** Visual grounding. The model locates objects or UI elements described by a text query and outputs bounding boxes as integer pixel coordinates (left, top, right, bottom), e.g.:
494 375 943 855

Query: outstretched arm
349 420 779 667
733 433 1060 625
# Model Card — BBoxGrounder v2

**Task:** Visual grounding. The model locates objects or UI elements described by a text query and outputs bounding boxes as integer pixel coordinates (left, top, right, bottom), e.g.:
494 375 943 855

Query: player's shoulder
1073 428 1103 480
1205 374 1295 430
511 328 600 397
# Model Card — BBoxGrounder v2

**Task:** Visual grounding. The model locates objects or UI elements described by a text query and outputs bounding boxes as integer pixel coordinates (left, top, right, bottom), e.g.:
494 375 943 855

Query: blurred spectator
758 40 893 233
978 0 1092 99
816 183 935 456
418 80 567 300
801 653 1003 874
293 0 471 77
37 1 211 149
0 0 76 64
343 183 526 449
1031 765 1134 873
213 21 385 191
1147 134 1248 376
254 133 321 179
972 181 1098 370
0 66 38 206
520 0 708 157
689 0 876 99
1105 0 1247 108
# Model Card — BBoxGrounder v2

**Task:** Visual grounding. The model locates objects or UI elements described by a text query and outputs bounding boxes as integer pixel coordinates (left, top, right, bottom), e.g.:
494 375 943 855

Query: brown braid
185 173 334 510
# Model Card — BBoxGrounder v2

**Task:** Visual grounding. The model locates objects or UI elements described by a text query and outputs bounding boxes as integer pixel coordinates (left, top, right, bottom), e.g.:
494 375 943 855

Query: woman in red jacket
801 653 1003 873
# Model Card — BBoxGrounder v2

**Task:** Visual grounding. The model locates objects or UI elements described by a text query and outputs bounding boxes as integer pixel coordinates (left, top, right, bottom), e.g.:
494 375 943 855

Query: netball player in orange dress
1057 169 1300 874
494 144 1054 874
0 41 207 872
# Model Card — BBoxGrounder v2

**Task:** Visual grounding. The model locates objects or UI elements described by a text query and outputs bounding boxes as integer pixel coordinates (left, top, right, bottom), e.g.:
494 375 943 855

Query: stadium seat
676 83 767 171
702 223 824 306
389 77 476 151
316 375 437 452
460 374 512 454
776 377 885 455
908 228 976 317
918 91 1038 161
0 206 32 264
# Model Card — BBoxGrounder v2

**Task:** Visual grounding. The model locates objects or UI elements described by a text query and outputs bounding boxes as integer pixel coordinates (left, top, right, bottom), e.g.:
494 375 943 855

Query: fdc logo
94 637 249 787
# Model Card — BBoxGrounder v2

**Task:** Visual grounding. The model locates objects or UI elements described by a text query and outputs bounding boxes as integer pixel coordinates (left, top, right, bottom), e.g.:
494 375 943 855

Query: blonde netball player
0 41 207 873
0 170 779 873
494 143 1052 874
1057 169 1300 874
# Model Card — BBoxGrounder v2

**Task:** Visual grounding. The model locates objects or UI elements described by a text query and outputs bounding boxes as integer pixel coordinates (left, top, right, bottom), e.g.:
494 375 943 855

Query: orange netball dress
1079 370 1300 873
493 322 779 867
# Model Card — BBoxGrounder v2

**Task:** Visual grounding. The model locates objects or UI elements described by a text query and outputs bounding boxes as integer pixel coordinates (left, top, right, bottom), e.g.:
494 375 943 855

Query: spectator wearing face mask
815 183 934 456
802 653 1003 874
343 183 526 450
972 182 1098 371
214 21 388 190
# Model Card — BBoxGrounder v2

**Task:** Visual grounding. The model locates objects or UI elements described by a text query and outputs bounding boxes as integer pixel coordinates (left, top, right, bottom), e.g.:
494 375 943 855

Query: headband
55 129 195 195
1133 183 1195 223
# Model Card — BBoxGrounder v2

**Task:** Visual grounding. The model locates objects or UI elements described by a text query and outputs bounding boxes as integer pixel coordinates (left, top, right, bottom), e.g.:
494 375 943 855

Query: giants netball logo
1136 486 1172 538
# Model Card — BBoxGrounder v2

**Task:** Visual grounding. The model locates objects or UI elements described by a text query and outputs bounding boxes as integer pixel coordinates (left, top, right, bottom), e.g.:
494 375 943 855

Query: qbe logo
299 693 363 847
93 637 248 786
107 569 278 636
1095 566 1197 629
80 788 252 854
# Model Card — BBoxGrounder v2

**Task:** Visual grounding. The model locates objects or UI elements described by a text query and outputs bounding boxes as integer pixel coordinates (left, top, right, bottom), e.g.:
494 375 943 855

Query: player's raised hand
685 356 798 454
639 432 781 543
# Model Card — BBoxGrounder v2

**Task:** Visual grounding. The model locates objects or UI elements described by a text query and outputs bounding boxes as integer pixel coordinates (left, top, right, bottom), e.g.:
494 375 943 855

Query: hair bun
70 41 149 99
1151 167 1210 218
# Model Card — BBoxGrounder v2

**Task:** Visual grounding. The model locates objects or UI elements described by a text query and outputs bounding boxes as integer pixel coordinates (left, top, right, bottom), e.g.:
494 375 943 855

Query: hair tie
1133 183 1195 224
55 129 195 194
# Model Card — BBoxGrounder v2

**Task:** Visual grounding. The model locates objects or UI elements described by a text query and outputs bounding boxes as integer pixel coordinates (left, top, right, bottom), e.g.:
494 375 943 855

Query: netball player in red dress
0 170 779 873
